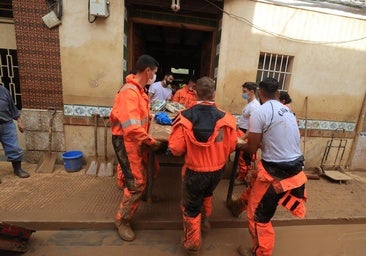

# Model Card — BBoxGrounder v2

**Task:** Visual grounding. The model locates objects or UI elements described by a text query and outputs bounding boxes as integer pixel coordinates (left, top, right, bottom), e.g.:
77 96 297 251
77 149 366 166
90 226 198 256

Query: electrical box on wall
89 0 109 17
42 10 62 28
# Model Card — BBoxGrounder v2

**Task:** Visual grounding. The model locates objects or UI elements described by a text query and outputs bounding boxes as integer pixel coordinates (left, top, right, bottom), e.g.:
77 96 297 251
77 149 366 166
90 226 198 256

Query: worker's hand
236 137 246 151
272 180 284 194
149 141 168 154
17 118 25 133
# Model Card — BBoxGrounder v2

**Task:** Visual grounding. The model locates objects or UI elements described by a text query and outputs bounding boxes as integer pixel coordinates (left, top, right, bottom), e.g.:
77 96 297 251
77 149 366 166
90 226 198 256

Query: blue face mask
242 93 250 100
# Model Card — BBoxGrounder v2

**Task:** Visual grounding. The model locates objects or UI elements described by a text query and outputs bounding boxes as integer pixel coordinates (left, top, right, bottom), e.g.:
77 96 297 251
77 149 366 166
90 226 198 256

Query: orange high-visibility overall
169 102 237 251
110 74 157 222
171 85 197 109
246 159 307 256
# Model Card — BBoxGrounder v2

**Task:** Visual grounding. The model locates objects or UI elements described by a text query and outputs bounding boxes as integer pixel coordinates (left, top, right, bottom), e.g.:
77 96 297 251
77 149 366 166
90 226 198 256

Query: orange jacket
110 74 156 146
168 102 237 172
171 85 197 109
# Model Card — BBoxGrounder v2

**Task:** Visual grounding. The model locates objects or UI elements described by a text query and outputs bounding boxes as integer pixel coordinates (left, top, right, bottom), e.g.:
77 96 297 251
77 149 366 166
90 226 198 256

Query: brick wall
12 0 63 110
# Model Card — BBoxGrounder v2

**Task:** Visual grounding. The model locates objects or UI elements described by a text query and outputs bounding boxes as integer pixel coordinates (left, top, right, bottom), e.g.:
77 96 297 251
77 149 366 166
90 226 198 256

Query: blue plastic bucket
62 150 83 172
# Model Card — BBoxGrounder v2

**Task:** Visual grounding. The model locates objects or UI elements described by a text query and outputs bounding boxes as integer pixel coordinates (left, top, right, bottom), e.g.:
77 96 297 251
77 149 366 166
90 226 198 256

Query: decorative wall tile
64 104 111 117
73 105 87 116
298 119 305 129
346 123 355 132
320 121 330 130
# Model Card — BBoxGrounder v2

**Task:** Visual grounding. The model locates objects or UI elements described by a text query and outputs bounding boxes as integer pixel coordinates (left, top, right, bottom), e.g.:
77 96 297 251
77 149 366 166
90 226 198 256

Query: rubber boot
183 214 201 255
116 220 135 241
12 161 30 178
201 196 212 234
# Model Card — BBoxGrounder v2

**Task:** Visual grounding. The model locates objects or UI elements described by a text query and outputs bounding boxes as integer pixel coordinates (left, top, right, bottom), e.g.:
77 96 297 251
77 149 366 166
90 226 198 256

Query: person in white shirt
236 77 307 256
148 72 174 103
236 82 261 185
237 82 260 135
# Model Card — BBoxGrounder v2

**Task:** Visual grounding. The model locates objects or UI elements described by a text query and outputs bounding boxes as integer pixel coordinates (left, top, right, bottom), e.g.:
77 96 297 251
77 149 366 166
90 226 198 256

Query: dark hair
165 71 174 77
242 82 257 93
279 91 292 104
259 77 279 95
196 76 215 100
187 76 198 84
135 55 159 72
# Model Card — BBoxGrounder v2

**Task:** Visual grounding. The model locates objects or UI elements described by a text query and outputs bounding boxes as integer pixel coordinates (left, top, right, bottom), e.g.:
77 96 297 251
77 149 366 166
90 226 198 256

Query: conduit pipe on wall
303 96 308 168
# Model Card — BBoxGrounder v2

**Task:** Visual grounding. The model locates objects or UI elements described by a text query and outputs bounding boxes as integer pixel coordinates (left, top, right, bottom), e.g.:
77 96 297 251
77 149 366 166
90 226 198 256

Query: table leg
226 149 240 205
147 149 154 204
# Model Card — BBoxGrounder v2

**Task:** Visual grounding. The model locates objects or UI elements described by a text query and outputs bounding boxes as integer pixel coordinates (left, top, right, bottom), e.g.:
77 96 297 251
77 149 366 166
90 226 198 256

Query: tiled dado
64 104 111 117
297 119 355 132
65 105 356 133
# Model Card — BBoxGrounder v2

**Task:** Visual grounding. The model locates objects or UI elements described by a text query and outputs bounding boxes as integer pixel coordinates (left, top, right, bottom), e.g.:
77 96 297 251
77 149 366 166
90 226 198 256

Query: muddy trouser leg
182 168 223 251
112 135 134 186
113 136 146 222
246 175 283 256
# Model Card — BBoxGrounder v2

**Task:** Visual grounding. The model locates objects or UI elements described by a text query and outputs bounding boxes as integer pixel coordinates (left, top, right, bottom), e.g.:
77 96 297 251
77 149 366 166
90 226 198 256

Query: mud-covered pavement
2 224 366 256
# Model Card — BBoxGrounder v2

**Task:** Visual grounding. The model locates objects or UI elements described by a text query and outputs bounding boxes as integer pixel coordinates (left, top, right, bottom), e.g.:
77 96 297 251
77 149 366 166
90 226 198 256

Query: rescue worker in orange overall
168 76 238 256
110 54 164 242
236 77 307 256
171 77 197 109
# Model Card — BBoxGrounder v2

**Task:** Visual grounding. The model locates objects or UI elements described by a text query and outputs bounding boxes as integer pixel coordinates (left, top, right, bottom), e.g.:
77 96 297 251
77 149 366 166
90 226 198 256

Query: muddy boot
12 161 30 178
227 198 247 218
115 220 135 241
237 245 254 256
186 248 200 256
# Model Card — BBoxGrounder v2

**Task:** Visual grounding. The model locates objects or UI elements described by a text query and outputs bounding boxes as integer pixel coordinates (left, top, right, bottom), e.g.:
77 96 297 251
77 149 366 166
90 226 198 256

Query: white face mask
147 74 156 85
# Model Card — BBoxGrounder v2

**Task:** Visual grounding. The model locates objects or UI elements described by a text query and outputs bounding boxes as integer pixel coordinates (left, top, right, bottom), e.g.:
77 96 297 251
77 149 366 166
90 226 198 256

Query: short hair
165 71 174 77
279 91 292 104
196 76 215 100
259 77 279 95
242 82 257 93
135 55 159 73
187 76 198 84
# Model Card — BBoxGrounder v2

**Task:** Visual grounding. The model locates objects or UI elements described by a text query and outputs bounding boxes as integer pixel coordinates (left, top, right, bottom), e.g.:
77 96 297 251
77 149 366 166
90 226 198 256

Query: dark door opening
129 20 216 86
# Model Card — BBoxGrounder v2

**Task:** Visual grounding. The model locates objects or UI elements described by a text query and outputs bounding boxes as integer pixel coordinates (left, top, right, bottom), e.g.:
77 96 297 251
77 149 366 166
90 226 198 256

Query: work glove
155 112 172 125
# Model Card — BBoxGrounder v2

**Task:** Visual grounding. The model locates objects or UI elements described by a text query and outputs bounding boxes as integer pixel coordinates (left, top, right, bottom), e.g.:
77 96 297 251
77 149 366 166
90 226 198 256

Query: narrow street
2 224 366 256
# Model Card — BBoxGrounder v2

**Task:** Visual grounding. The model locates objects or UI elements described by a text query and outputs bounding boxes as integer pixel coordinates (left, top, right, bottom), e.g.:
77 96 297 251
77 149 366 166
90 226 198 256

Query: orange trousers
246 161 306 256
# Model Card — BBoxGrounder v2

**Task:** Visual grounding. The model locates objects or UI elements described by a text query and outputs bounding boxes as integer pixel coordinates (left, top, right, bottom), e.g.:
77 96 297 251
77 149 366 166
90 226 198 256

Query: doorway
128 18 217 85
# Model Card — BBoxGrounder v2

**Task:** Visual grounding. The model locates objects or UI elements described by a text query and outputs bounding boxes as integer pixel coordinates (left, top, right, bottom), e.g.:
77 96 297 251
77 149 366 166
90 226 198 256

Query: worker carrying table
109 54 166 243
167 76 238 256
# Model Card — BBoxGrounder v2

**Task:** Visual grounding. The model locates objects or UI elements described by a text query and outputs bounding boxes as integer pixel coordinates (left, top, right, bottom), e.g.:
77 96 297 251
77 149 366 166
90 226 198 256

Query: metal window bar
0 48 21 108
258 53 292 90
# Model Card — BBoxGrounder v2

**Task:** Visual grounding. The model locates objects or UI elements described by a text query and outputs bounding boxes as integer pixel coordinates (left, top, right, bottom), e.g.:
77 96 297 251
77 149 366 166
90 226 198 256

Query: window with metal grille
0 48 22 109
256 52 293 91
0 0 13 19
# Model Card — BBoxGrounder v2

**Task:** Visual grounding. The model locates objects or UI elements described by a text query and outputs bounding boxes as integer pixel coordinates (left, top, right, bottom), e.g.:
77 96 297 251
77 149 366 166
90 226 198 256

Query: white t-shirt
148 81 172 102
238 98 260 130
249 99 302 162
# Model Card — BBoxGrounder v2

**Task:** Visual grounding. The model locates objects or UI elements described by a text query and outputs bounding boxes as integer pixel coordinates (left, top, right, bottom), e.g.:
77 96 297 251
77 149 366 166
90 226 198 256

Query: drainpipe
346 92 366 170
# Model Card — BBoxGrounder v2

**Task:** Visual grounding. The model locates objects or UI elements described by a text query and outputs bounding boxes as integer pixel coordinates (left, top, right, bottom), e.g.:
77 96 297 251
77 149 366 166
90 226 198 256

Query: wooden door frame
128 17 217 78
